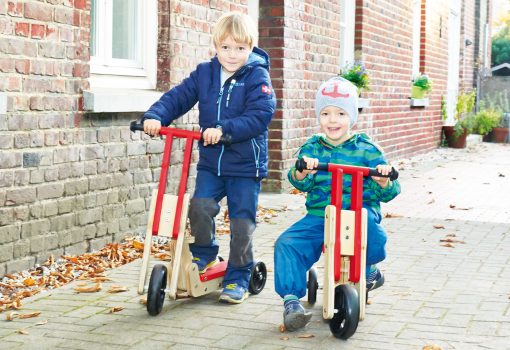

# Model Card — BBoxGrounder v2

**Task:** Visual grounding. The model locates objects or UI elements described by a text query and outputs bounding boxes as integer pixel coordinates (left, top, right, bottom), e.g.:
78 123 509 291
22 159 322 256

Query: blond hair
212 12 257 48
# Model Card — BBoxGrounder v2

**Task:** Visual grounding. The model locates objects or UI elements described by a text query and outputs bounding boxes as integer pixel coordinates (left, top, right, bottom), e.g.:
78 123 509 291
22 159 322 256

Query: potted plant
473 108 501 137
442 90 476 148
480 91 509 143
411 73 432 99
339 61 370 95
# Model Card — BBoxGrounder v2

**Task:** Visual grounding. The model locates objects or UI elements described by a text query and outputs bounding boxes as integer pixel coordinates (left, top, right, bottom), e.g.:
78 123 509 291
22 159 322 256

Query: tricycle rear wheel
307 267 319 304
248 261 267 295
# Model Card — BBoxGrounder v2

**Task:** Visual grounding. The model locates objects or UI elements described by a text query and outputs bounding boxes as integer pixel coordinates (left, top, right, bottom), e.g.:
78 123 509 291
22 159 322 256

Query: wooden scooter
295 159 398 339
131 121 267 316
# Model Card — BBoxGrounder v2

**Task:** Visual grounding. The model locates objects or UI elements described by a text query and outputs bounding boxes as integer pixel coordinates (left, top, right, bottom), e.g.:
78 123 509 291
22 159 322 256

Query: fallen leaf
427 199 435 204
23 278 36 287
17 311 41 319
36 320 48 326
498 173 505 177
446 233 457 237
449 204 472 210
139 297 147 305
433 224 445 229
366 299 372 305
297 334 315 338
441 243 455 248
280 336 289 340
279 324 286 332
440 238 465 244
74 283 102 293
107 285 128 293
15 329 28 335
6 312 19 321
423 345 442 350
384 212 403 218
132 240 145 251
109 306 124 313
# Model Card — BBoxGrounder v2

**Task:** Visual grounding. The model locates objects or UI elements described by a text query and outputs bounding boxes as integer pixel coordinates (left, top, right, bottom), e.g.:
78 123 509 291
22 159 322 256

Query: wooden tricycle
130 121 267 316
295 159 398 339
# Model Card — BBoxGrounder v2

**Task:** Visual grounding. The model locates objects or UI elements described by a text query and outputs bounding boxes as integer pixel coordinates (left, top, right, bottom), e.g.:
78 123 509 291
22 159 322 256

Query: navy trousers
188 170 261 289
274 207 386 299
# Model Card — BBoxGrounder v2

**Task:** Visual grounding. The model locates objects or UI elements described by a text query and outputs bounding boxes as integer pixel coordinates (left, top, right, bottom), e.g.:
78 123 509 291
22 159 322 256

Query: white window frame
411 0 421 78
89 0 157 90
339 0 355 68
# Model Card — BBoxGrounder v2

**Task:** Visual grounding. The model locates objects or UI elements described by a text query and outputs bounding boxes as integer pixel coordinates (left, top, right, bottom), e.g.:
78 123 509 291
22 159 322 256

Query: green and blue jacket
288 133 401 217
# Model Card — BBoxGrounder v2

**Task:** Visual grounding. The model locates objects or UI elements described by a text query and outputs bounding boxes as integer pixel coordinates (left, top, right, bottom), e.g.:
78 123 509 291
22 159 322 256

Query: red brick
14 22 29 37
14 59 30 74
73 0 86 10
24 3 53 22
8 2 23 17
31 24 46 39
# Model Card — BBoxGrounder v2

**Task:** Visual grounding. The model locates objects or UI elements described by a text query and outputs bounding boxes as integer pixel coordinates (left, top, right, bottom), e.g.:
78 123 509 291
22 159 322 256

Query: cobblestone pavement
1 143 509 350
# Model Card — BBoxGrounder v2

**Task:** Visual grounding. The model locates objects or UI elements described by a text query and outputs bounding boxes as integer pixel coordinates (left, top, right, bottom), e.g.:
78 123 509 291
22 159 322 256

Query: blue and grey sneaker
219 283 249 304
283 297 312 332
366 266 385 292
192 256 219 274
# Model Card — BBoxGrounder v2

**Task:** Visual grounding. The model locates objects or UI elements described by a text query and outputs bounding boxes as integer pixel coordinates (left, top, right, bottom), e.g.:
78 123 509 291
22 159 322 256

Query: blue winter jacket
143 47 276 178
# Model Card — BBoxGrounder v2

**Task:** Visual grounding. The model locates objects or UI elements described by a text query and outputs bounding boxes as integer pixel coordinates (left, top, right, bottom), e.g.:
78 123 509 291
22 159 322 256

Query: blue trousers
188 170 261 289
274 207 386 299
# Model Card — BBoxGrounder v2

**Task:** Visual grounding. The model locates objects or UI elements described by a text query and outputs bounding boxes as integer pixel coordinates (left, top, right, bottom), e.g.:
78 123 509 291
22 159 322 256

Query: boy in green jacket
274 77 401 331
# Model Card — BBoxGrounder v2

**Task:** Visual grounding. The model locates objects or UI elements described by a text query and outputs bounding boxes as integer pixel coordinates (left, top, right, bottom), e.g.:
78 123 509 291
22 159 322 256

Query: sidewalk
1 143 509 350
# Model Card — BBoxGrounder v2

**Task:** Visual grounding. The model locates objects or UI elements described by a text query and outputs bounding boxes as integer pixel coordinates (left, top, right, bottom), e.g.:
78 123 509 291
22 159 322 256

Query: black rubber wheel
147 264 167 316
329 284 360 339
218 255 225 262
248 261 267 294
307 267 319 304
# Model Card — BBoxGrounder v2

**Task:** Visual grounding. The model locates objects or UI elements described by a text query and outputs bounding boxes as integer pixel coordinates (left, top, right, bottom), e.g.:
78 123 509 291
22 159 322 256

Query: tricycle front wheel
248 261 267 295
147 264 167 316
329 284 360 339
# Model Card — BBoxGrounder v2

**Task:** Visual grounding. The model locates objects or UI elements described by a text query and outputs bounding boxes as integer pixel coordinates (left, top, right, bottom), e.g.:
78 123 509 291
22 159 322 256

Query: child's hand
202 127 222 146
294 156 318 180
371 164 392 188
144 119 162 137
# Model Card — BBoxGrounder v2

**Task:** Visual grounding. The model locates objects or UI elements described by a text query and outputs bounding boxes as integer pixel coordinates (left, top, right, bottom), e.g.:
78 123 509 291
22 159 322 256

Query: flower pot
442 126 467 148
492 127 509 143
411 86 427 99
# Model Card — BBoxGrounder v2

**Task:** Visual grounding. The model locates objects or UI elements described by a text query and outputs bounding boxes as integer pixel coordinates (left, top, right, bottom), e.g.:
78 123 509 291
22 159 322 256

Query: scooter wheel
248 261 267 295
329 284 360 339
147 264 167 316
307 267 319 305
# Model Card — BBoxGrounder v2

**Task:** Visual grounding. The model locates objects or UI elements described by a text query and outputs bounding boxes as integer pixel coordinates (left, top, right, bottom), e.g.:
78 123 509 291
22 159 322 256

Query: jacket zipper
216 86 225 176
251 139 261 177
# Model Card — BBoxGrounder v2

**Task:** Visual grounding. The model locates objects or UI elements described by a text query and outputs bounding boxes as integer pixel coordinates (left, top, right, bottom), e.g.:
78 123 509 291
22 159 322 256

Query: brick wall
0 0 490 274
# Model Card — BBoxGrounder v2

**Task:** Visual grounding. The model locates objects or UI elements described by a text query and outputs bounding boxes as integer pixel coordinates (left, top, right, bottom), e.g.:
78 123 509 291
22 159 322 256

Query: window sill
358 98 370 112
83 88 163 113
409 98 429 107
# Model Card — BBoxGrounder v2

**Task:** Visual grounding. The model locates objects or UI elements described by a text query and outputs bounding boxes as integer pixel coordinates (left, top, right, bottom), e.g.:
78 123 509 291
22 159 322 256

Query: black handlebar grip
368 167 399 181
130 121 144 132
295 159 328 172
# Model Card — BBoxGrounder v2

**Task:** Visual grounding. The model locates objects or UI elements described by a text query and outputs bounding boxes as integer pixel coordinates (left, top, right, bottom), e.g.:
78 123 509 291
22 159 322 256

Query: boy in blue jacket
274 77 400 330
143 12 276 304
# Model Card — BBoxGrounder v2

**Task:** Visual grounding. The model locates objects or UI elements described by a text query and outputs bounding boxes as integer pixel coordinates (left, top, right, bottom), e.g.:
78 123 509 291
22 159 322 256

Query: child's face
215 35 252 73
319 105 351 145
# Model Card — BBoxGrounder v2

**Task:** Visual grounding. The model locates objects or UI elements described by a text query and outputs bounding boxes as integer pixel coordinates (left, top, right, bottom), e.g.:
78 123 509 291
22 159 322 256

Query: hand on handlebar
202 127 222 146
294 156 319 180
371 164 392 188
144 119 162 137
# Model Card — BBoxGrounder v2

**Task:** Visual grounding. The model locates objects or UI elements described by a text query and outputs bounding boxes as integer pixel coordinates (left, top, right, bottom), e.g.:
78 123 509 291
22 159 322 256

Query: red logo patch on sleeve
261 85 272 95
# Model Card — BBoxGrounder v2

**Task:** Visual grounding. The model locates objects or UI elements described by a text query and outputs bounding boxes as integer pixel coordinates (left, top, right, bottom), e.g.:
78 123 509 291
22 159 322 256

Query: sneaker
366 266 384 292
283 299 312 332
219 283 249 304
192 256 219 274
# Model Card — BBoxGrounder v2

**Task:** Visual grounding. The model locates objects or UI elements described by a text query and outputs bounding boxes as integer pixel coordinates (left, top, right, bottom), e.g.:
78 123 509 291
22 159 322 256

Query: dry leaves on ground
107 285 128 293
449 204 473 210
384 212 403 218
109 306 124 313
433 224 445 229
423 345 443 350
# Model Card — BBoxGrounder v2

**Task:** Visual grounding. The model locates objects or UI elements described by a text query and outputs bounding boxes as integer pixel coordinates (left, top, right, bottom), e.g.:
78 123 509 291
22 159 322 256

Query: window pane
90 0 96 56
112 0 138 60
